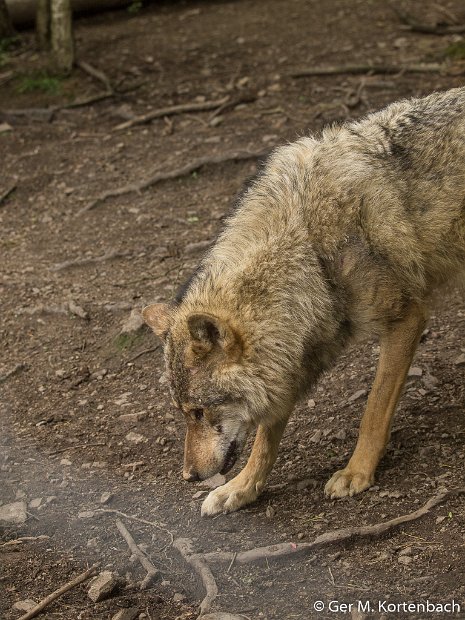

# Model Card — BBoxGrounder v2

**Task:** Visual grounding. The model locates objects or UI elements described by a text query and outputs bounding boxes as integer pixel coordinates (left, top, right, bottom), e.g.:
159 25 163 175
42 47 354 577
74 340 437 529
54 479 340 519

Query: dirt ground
1 0 465 618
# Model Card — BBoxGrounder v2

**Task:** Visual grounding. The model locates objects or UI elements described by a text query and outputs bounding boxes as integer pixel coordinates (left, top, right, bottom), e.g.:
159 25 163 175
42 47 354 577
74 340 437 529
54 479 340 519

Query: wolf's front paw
324 467 373 499
201 481 258 517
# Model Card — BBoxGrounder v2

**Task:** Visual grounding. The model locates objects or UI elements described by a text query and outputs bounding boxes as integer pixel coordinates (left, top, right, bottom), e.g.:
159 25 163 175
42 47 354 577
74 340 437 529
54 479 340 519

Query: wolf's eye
192 408 204 420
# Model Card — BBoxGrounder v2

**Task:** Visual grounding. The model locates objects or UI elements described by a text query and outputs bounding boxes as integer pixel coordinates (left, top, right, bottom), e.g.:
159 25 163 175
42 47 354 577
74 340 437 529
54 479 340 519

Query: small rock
399 546 412 556
0 501 27 524
125 432 145 444
307 398 316 409
99 492 113 505
297 532 305 540
13 600 37 612
192 490 208 499
120 308 145 334
265 505 275 518
68 300 89 319
60 458 72 466
295 478 317 491
87 571 118 602
78 510 95 519
173 592 186 602
408 366 423 377
436 515 447 524
309 429 322 443
454 353 465 366
112 608 139 620
347 389 367 403
332 429 346 441
398 555 413 565
0 122 13 133
200 473 226 489
29 498 42 509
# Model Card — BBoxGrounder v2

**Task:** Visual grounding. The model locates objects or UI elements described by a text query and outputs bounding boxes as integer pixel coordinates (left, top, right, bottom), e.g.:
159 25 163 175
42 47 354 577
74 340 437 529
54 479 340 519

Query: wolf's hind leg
201 418 288 516
325 303 427 499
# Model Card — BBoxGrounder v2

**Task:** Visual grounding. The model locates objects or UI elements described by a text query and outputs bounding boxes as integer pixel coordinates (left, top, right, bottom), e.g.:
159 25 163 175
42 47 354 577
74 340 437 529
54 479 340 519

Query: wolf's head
143 302 266 481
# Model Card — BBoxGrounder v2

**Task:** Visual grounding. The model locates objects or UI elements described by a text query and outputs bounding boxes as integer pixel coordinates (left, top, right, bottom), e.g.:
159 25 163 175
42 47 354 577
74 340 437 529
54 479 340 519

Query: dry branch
49 249 128 271
17 563 99 620
291 63 447 78
116 518 159 590
77 60 113 93
0 183 17 206
114 96 229 131
79 148 270 215
174 538 218 616
200 488 465 565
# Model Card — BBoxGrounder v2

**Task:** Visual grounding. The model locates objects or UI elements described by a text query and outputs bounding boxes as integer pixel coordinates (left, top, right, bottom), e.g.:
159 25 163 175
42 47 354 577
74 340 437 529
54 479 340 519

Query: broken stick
200 487 465 565
116 518 159 590
49 249 128 272
79 148 270 215
291 62 447 78
114 96 229 131
174 538 218 616
17 563 99 620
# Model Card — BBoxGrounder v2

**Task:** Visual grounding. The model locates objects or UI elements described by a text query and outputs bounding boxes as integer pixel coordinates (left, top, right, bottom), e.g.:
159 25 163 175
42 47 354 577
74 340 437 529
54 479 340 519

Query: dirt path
1 1 465 618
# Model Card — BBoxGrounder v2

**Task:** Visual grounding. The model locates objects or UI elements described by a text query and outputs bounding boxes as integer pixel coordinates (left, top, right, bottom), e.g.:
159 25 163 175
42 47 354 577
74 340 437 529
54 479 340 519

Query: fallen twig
1 535 50 547
114 96 229 131
79 148 270 214
116 518 159 590
291 62 448 78
174 538 218 616
95 508 171 538
77 60 113 93
389 3 465 34
49 249 128 272
126 345 161 363
17 563 99 620
48 442 106 457
200 488 465 565
0 363 28 384
0 183 17 206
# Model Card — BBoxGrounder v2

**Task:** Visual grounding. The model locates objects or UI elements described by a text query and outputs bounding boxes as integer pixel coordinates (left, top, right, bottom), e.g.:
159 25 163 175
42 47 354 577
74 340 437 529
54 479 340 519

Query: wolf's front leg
201 418 288 516
325 303 427 499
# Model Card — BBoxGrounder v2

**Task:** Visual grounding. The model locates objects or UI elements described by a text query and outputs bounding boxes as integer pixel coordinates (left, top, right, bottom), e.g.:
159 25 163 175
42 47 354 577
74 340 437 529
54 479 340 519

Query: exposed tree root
174 538 218 616
200 488 465 565
78 148 270 215
17 563 99 620
116 518 159 590
291 62 451 78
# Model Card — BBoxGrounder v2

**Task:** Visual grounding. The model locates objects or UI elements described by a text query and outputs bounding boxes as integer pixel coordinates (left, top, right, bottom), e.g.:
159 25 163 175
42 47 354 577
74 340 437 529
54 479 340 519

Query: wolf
143 87 465 516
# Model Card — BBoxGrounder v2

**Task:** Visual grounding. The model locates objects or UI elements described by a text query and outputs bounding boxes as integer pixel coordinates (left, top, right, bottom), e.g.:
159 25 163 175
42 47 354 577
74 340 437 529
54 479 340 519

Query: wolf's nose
183 469 200 482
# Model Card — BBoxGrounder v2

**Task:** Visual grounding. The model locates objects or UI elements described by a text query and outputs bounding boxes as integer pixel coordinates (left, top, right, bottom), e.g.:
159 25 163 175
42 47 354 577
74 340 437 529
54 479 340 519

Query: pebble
173 592 186 602
309 429 322 443
332 429 346 441
29 498 42 509
307 398 316 409
78 510 95 519
399 546 412 556
88 571 118 602
192 490 208 499
454 353 465 366
200 473 226 489
68 300 88 319
120 308 145 334
436 515 447 524
12 600 37 612
100 492 113 505
347 389 367 403
112 608 139 620
0 501 27 524
408 366 423 377
125 432 145 444
265 505 275 518
398 555 413 565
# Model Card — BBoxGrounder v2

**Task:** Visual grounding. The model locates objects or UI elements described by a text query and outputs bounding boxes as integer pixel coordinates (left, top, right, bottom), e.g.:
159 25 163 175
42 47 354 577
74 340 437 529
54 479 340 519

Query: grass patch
114 331 144 351
17 73 63 95
127 1 143 15
443 41 465 60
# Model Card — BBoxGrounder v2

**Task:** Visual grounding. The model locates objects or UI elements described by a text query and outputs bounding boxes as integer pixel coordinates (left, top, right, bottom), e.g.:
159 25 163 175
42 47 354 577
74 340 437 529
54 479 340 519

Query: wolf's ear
187 313 242 360
142 303 172 339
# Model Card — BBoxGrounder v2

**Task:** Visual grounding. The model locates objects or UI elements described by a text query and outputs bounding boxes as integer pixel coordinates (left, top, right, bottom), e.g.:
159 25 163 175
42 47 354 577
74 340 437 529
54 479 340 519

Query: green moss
444 41 465 60
17 74 63 95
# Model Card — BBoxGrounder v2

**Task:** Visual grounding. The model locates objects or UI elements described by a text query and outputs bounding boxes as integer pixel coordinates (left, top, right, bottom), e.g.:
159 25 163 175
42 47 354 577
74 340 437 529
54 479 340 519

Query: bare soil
1 1 465 619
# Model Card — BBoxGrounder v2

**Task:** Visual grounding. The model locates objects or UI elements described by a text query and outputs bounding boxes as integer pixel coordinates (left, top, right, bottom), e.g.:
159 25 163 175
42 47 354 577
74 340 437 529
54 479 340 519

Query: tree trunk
36 0 50 49
0 0 15 38
50 0 73 73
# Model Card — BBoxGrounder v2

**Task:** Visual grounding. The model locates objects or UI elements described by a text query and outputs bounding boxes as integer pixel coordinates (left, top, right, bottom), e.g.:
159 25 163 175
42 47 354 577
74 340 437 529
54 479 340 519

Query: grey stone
88 571 118 602
0 501 27 524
